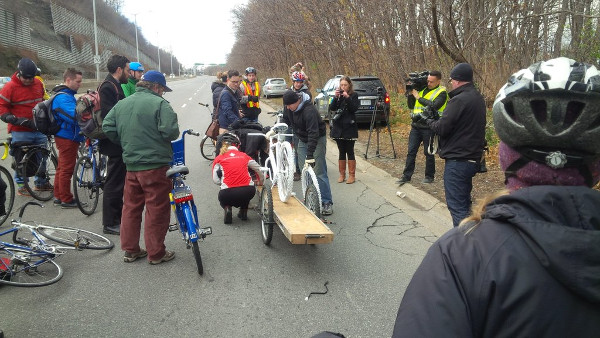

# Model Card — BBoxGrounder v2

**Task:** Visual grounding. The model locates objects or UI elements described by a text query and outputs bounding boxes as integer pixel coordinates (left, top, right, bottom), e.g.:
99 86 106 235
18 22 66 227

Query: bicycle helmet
291 71 306 82
220 132 240 147
17 58 37 78
493 57 600 185
130 62 144 72
245 67 256 75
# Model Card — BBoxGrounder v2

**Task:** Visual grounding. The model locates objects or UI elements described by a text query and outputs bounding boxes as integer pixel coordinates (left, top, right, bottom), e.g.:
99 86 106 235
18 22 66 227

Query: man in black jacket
282 90 334 215
99 55 130 235
423 63 485 227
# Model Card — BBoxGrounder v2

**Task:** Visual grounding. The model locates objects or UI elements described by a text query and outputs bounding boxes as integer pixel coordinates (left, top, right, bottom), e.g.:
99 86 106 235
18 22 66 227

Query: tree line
226 0 600 102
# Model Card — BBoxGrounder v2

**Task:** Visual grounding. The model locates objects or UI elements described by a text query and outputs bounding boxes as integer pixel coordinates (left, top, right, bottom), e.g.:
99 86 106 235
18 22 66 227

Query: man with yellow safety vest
397 70 448 185
240 67 261 122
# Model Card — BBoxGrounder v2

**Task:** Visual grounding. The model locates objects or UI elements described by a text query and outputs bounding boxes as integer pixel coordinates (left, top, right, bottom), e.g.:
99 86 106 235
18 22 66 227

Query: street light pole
134 13 139 61
92 0 100 81
156 32 161 73
170 45 173 76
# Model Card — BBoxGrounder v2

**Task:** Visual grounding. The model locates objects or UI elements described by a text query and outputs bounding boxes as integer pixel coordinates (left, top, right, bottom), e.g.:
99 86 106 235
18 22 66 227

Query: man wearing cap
103 70 180 265
282 89 334 215
0 58 48 196
121 62 144 97
421 63 486 227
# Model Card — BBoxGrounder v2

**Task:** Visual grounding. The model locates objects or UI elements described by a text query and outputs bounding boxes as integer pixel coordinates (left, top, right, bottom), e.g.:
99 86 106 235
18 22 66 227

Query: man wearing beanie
393 57 600 337
421 62 486 227
281 89 334 215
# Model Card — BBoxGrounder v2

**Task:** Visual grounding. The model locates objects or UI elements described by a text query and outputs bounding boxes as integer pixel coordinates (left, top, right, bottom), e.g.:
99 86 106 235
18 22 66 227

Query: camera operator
329 76 359 184
397 70 448 186
421 63 486 227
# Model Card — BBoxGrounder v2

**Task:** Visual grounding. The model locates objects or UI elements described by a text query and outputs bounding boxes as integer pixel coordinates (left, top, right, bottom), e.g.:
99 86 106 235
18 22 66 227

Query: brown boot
338 160 346 183
346 160 356 184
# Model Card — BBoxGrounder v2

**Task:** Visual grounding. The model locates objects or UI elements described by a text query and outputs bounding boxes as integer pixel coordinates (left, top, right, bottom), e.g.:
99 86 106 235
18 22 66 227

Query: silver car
262 78 287 98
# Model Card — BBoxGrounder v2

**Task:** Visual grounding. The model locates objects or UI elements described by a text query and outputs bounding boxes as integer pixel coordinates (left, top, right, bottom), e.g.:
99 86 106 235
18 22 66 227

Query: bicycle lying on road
0 201 113 287
72 137 107 215
168 129 212 275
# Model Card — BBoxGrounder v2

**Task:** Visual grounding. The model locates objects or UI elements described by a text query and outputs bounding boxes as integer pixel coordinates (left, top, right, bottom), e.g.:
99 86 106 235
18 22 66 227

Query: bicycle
301 162 322 217
0 201 113 287
72 137 107 215
0 141 15 226
198 102 217 161
17 135 58 201
168 129 212 275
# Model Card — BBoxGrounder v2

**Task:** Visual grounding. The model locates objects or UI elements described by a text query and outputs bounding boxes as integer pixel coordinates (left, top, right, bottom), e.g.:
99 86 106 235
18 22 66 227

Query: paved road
0 76 452 337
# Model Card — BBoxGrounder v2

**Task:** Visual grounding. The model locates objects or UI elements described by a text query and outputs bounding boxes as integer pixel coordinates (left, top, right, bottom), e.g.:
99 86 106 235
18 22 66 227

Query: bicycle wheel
191 241 204 275
303 168 322 216
0 165 15 226
72 156 99 215
183 204 203 274
200 136 216 161
37 225 114 250
0 247 63 287
260 180 274 245
276 142 295 202
22 149 57 201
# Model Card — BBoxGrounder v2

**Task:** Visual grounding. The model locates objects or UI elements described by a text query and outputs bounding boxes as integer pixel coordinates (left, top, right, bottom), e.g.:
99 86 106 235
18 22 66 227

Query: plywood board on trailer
266 186 334 244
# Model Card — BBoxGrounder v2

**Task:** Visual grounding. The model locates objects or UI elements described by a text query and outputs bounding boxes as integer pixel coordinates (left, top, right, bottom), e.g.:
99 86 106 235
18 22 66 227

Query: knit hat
499 142 600 190
450 63 473 82
282 89 300 105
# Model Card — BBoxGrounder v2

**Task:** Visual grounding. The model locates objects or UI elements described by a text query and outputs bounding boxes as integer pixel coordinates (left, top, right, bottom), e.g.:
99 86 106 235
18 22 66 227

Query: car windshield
270 79 285 84
353 79 384 93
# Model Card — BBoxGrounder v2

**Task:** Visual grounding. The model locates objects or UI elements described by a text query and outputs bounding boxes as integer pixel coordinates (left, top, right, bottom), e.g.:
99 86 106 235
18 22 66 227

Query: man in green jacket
121 62 144 97
103 70 180 265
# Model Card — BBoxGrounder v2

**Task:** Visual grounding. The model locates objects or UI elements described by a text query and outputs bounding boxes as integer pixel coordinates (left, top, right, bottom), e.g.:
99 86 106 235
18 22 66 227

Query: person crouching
212 133 264 224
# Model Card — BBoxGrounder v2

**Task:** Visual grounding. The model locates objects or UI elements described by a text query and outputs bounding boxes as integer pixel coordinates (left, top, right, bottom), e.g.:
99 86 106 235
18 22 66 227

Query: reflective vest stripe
242 81 260 108
413 86 447 116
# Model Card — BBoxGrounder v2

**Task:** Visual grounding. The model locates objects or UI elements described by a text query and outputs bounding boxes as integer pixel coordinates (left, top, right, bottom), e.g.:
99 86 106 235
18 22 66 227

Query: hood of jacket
211 81 225 92
483 185 600 302
292 92 311 112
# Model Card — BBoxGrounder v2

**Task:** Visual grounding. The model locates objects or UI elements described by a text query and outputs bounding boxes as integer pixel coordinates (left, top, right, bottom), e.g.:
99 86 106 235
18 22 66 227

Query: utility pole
92 0 100 81
133 13 139 61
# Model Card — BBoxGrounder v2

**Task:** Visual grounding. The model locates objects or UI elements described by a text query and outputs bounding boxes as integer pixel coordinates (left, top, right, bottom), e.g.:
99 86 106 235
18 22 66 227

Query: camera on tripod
405 71 429 92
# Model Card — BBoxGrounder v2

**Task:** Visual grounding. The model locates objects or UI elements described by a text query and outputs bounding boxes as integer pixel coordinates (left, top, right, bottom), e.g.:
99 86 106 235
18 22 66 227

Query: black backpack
32 92 73 135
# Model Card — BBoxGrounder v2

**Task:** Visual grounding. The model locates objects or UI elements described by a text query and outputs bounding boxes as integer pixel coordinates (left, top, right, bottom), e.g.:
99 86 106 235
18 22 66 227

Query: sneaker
53 199 62 206
224 206 232 224
422 177 434 184
149 250 175 265
61 200 78 209
103 224 121 235
17 186 30 197
123 249 148 263
34 182 53 191
396 176 410 186
321 203 333 216
293 172 301 181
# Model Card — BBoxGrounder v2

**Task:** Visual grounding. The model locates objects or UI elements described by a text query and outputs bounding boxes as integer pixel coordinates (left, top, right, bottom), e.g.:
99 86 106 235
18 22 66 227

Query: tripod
364 94 397 159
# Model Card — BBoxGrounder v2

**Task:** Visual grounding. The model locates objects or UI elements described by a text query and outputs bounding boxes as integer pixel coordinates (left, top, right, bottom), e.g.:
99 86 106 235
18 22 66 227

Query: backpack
75 81 118 139
31 92 69 135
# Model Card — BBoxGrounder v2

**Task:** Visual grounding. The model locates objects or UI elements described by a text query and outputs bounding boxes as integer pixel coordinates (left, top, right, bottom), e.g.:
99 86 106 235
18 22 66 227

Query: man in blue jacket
51 68 85 208
218 69 242 133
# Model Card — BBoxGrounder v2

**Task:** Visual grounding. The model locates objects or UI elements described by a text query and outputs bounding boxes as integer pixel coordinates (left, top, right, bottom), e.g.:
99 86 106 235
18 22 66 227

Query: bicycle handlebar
184 129 201 137
198 102 209 107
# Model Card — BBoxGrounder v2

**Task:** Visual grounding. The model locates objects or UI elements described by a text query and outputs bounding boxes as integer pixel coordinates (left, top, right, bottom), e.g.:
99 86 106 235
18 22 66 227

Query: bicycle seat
166 165 189 177
272 122 288 134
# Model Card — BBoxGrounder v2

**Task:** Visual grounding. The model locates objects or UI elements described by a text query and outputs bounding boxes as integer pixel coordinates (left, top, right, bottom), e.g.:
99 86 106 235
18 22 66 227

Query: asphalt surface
0 76 453 337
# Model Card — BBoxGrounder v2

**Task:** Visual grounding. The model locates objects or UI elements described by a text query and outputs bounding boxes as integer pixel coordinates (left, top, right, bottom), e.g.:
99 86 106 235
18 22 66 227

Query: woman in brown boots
329 76 359 184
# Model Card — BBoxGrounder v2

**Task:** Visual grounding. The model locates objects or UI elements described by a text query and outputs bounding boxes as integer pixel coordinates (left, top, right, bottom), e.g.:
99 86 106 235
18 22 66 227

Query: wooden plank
267 186 334 244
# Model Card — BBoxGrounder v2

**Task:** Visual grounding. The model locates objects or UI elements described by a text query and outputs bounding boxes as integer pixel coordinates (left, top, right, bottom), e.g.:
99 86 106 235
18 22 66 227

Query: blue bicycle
72 137 107 215
168 129 212 275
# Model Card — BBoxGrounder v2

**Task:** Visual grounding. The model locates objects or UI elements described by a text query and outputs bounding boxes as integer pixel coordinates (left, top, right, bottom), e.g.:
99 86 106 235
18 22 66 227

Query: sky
120 0 248 67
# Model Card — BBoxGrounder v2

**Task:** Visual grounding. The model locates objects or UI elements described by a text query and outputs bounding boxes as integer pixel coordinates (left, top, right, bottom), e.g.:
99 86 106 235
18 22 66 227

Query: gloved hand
0 114 17 124
305 158 315 168
411 114 423 123
422 106 439 120
14 117 35 129
249 95 259 103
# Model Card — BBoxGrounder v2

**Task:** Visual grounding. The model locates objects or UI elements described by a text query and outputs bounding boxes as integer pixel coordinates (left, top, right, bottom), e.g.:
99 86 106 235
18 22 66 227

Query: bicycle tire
72 156 99 215
183 204 203 274
0 165 15 226
276 142 295 202
260 180 274 245
22 149 57 201
0 247 63 287
191 241 204 275
303 168 322 216
200 136 216 161
37 225 114 250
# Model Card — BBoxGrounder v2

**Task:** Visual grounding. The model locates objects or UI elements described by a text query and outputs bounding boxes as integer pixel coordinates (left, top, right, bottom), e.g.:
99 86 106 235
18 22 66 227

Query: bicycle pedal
201 227 213 235
168 224 179 232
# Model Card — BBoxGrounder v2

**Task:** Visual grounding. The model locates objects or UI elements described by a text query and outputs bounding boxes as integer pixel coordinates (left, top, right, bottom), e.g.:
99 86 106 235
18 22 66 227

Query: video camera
405 71 429 92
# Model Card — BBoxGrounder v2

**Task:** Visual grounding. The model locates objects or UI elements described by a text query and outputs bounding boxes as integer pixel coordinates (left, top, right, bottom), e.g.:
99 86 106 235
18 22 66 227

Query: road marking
188 97 192 101
181 104 187 108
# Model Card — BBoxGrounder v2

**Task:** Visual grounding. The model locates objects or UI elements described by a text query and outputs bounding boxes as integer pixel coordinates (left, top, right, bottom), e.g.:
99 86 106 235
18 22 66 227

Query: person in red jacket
212 133 263 224
0 58 48 196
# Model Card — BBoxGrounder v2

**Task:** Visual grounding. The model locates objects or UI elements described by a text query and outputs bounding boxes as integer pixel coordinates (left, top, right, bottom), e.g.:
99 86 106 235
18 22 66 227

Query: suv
314 75 390 123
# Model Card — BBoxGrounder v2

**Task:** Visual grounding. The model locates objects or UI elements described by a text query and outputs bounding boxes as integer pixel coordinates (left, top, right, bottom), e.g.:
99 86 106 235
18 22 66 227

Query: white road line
188 97 192 100
181 104 187 108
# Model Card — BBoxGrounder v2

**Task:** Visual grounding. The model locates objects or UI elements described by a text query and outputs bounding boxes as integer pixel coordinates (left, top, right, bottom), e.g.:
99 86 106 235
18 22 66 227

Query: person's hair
136 80 161 91
63 68 82 81
429 70 442 80
219 141 237 155
459 189 510 232
340 76 354 94
216 71 227 82
107 55 130 74
227 70 240 79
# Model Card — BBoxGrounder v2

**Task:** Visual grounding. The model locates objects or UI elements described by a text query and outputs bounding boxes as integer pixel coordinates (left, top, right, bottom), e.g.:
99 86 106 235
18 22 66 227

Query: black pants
335 139 356 160
218 186 256 209
103 155 126 226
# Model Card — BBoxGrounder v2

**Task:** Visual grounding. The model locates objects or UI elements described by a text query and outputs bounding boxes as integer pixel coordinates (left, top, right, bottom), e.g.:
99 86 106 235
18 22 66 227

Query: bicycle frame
77 139 104 190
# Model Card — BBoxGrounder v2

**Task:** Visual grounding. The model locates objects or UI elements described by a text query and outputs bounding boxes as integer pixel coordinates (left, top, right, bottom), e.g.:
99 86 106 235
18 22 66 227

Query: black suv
314 75 390 124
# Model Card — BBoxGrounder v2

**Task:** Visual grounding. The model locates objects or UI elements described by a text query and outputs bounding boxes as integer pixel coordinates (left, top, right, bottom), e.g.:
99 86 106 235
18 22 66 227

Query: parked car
314 75 390 123
0 77 10 90
262 78 287 98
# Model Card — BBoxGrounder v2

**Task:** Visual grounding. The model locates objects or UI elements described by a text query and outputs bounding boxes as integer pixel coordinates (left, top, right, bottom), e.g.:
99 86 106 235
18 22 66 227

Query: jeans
120 167 172 261
296 136 333 205
10 131 48 185
402 127 435 179
444 159 478 227
53 137 79 203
